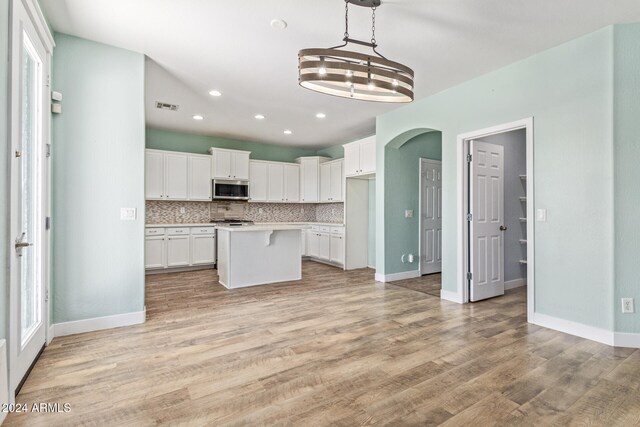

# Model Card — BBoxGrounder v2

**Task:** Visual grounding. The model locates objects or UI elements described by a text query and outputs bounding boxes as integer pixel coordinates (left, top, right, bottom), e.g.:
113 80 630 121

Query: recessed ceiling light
316 113 326 119
254 114 265 120
284 130 293 135
209 90 222 97
270 19 287 30
193 115 204 120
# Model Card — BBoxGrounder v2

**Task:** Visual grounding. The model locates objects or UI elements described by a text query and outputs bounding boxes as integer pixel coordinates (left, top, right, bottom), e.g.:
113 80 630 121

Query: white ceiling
41 0 640 149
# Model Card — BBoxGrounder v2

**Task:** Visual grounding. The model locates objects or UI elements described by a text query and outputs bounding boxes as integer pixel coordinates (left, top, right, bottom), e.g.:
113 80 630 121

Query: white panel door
145 236 166 269
166 236 190 267
165 153 188 200
320 163 331 202
300 158 319 202
191 235 215 265
343 143 360 176
249 161 268 202
188 155 212 201
307 230 320 258
330 161 343 202
213 150 232 179
420 159 442 275
359 139 376 174
267 163 284 202
284 164 300 202
233 152 250 179
318 233 331 260
145 151 165 199
330 234 344 265
470 140 505 302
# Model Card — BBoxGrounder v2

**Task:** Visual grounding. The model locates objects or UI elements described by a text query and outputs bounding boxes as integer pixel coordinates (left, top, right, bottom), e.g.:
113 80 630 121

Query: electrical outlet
622 298 635 314
405 210 413 219
258 208 263 214
300 207 304 213
179 207 186 214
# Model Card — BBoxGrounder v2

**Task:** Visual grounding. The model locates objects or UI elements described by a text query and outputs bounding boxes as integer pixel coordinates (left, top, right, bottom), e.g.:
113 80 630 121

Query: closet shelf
519 197 527 202
519 239 527 244
519 217 527 222
519 175 527 181
519 260 528 265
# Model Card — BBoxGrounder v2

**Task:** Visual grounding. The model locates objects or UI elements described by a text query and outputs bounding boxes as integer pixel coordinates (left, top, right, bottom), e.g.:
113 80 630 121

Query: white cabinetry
145 226 217 272
210 148 251 180
305 225 344 266
145 234 165 269
284 164 300 202
188 155 212 200
307 229 320 258
296 156 330 203
320 159 344 202
343 136 376 177
191 235 216 265
330 234 344 265
267 163 284 202
145 149 212 201
166 228 190 267
249 161 268 202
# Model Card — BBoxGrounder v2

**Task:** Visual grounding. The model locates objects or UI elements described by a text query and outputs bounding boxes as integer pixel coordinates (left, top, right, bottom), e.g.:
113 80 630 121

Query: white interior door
420 159 442 275
469 140 505 301
9 2 51 393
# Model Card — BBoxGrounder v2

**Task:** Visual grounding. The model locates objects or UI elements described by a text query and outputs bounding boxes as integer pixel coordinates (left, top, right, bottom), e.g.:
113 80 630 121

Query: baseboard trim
53 308 146 338
614 332 640 348
374 270 420 283
505 278 527 290
532 312 614 346
441 290 463 304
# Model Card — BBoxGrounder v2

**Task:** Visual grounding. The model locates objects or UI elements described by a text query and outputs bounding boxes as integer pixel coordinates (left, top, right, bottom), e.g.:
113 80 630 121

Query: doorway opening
457 118 534 321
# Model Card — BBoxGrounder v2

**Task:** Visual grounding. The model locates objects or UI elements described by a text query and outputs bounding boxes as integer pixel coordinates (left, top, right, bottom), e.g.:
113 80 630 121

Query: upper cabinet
249 161 268 202
343 136 376 177
320 159 344 202
146 149 212 201
296 156 330 203
209 148 251 180
249 160 300 203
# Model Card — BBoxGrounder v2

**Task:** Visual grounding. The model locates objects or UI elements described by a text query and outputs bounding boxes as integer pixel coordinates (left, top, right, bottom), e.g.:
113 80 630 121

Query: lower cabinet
145 226 216 271
304 225 344 266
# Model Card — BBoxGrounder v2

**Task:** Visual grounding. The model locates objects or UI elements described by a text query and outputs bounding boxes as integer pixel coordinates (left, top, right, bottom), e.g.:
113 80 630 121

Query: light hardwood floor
6 262 640 426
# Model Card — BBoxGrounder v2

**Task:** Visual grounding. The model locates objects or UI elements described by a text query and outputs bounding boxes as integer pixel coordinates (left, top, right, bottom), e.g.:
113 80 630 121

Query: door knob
499 225 507 231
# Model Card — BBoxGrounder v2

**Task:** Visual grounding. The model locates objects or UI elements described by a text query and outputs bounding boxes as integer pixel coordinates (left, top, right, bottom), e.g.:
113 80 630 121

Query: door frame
418 158 442 276
456 118 534 322
7 0 55 397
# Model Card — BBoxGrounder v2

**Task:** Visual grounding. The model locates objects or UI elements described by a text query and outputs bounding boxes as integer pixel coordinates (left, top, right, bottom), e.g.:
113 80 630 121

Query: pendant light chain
371 6 377 46
344 0 350 40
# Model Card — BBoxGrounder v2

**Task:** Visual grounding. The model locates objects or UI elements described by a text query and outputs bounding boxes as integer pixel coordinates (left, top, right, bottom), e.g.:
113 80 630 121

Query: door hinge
466 213 472 221
467 272 472 281
45 216 51 230
45 289 49 303
46 144 51 158
467 153 472 163
15 150 22 158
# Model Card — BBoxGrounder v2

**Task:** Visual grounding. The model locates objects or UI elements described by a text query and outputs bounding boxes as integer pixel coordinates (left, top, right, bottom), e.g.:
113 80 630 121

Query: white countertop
216 224 308 232
145 222 344 228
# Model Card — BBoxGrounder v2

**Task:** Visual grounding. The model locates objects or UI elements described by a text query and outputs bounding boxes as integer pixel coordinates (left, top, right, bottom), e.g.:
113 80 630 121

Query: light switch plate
536 209 547 222
120 208 136 220
405 210 414 219
622 298 635 314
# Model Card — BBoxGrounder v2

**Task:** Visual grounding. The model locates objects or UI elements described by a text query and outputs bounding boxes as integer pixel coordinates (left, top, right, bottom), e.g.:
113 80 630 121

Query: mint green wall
368 179 376 267
613 24 640 334
147 128 317 162
316 143 344 159
384 132 442 274
52 34 145 322
0 0 8 340
377 27 614 330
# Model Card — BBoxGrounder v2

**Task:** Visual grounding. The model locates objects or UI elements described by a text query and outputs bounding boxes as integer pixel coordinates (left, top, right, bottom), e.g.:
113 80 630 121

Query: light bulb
346 69 353 77
368 82 375 91
392 79 399 87
319 67 327 76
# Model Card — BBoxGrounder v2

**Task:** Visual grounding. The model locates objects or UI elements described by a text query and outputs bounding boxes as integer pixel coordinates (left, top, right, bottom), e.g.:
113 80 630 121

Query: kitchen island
217 224 305 289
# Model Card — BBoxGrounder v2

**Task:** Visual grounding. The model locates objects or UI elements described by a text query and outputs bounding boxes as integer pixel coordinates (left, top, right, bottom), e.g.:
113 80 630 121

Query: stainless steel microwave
212 179 250 201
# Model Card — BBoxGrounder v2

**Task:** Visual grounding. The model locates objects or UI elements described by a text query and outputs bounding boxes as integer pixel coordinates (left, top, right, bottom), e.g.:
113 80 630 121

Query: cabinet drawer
311 225 320 231
330 227 344 235
191 226 216 235
145 228 165 236
318 226 331 233
167 227 190 236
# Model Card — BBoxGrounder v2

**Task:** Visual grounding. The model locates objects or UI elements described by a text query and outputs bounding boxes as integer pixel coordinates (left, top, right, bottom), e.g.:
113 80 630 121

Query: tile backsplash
146 201 344 224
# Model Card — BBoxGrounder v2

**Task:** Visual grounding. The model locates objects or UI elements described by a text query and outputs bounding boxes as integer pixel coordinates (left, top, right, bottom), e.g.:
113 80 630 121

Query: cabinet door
145 236 165 269
300 158 319 202
188 155 212 201
284 164 300 202
343 143 360 176
307 230 320 258
165 153 189 200
233 152 250 179
191 235 216 265
330 234 344 265
320 163 331 202
145 151 164 199
249 161 268 202
213 150 232 179
330 161 343 202
359 138 376 174
267 163 284 202
318 233 331 260
301 229 307 257
166 236 190 267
